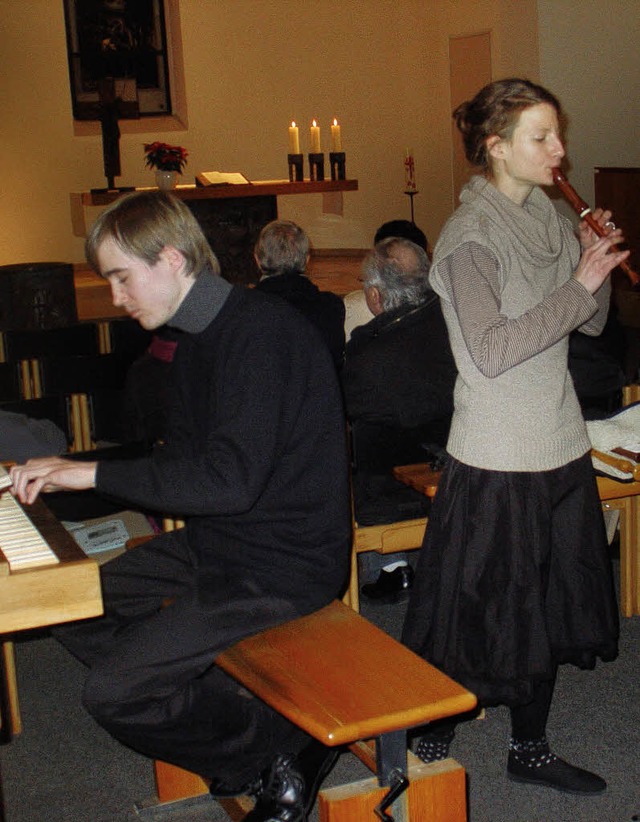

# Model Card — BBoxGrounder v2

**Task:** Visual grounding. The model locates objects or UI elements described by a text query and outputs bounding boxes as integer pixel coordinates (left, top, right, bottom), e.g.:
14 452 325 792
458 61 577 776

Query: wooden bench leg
152 749 468 822
316 731 467 822
343 542 360 612
318 755 467 822
134 760 212 817
627 496 640 616
153 760 208 803
0 642 21 741
602 495 639 617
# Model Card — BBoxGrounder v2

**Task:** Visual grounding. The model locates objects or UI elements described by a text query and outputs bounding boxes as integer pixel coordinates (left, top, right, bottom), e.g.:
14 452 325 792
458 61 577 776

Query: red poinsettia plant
143 142 189 173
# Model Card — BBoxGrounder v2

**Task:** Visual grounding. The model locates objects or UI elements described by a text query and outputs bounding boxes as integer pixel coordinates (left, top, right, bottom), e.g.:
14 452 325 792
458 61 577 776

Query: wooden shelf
73 250 365 321
80 178 358 207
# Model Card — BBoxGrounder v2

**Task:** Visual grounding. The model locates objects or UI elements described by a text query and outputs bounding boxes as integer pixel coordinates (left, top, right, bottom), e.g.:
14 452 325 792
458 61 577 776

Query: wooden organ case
0 465 103 818
594 167 640 276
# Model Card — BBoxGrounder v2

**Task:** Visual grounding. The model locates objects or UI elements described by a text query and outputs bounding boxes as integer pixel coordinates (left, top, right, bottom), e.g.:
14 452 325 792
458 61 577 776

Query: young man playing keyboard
10 190 350 822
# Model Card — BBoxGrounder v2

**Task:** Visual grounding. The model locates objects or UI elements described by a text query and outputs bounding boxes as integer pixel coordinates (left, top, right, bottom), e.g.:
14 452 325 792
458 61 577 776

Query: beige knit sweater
430 176 611 472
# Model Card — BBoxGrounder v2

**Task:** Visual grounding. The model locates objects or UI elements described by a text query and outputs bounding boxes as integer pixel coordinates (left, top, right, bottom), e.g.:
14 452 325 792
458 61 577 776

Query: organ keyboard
0 468 103 634
0 478 59 573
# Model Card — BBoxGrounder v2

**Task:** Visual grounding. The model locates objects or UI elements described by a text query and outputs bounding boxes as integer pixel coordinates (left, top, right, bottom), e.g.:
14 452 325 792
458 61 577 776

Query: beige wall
3 1 632 271
537 0 640 216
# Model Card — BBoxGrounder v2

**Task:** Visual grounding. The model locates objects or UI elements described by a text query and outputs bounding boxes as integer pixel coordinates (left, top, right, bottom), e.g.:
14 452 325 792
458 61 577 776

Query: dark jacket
342 295 457 525
255 273 346 369
568 308 627 420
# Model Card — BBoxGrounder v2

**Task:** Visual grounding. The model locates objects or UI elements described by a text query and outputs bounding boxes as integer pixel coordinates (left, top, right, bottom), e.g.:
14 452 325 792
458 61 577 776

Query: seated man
342 236 456 601
254 219 346 369
343 220 429 341
10 191 351 822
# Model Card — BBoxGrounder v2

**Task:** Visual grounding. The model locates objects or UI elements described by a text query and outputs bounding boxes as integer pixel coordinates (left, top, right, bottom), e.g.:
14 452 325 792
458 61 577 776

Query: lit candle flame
312 119 317 127
333 118 338 126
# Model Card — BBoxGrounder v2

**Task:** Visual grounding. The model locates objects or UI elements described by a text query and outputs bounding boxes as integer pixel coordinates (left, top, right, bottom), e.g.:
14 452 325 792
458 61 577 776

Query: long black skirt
401 453 619 707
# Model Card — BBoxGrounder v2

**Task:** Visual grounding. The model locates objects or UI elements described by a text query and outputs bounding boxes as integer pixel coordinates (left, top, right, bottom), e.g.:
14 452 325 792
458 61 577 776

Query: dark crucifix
98 77 122 190
92 77 137 194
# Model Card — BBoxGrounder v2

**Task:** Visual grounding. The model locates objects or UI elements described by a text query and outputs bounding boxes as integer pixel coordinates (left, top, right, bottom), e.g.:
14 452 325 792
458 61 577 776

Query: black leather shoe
243 742 340 822
507 750 607 794
209 775 261 799
361 565 414 601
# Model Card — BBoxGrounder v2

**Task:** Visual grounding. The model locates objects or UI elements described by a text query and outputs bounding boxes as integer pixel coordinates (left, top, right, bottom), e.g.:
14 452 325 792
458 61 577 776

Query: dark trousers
54 529 310 788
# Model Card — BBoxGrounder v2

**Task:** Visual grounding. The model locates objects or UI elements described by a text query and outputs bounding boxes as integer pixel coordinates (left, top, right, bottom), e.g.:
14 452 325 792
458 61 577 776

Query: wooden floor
74 250 366 322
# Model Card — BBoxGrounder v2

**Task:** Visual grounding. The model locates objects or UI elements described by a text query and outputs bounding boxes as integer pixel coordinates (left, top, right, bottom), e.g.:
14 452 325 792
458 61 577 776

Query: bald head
362 237 432 314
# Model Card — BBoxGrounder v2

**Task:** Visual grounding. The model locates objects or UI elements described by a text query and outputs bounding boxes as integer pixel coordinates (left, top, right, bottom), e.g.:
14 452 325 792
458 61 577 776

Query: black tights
424 670 557 742
510 672 557 741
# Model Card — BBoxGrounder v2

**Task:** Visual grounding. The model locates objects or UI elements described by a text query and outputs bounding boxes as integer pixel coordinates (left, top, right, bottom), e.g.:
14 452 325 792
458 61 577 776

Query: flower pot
155 170 178 191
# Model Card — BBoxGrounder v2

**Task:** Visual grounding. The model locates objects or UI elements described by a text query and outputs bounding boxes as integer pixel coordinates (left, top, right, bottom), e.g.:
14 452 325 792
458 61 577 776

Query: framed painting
63 0 172 121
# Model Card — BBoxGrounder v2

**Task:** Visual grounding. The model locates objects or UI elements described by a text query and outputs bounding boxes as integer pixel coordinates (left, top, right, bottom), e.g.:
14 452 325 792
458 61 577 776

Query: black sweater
97 277 350 608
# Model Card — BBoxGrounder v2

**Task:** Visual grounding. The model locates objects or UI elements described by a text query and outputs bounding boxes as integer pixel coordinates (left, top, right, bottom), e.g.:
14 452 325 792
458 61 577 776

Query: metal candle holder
308 153 325 182
329 152 346 181
404 189 419 223
288 153 304 182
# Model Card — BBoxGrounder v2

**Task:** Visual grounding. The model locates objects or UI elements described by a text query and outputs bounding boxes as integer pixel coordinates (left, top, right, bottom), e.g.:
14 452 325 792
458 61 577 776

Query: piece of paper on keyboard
0 465 13 490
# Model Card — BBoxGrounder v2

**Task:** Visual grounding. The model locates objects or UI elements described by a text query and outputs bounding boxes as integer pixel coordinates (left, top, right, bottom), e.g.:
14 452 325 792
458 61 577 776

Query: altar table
71 179 358 285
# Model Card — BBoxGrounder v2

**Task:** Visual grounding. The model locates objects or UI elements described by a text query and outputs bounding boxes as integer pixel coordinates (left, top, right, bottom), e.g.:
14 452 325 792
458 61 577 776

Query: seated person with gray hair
254 220 346 369
342 235 456 601
343 219 429 341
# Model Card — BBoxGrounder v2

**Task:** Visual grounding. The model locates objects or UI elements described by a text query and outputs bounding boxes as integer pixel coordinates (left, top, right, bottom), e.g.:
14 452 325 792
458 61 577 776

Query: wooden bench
140 599 477 821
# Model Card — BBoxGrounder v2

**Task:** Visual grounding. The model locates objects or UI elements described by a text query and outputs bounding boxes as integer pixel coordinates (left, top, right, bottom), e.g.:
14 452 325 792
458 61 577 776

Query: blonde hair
85 190 219 277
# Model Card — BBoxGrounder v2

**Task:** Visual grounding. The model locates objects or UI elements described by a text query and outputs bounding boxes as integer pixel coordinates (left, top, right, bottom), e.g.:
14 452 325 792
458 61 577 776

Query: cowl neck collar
461 175 565 266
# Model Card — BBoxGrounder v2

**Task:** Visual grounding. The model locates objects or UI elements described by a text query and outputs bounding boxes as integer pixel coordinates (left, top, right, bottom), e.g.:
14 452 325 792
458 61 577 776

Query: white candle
310 120 321 153
330 118 342 152
404 148 417 191
288 121 300 154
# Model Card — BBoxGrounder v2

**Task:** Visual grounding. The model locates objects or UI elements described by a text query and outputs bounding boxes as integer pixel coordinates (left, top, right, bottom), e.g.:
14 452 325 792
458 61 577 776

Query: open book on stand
196 171 251 187
587 402 640 481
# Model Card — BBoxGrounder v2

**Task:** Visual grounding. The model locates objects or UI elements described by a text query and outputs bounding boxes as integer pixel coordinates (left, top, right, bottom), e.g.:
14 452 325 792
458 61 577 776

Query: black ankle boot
507 737 606 794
